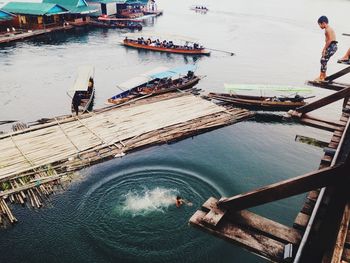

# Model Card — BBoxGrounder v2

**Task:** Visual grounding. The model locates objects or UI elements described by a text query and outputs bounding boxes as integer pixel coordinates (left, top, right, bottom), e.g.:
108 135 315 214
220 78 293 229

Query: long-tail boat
107 65 201 105
208 92 313 111
68 65 95 115
121 35 210 55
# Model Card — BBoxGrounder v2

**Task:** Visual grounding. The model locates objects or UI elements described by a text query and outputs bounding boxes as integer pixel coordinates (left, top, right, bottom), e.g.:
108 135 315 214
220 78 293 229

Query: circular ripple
74 166 222 262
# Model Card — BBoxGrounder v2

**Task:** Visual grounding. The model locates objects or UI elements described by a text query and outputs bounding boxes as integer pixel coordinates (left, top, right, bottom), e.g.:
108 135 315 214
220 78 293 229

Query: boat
190 5 209 12
121 34 210 56
90 16 143 31
208 92 311 111
67 65 95 115
107 65 201 105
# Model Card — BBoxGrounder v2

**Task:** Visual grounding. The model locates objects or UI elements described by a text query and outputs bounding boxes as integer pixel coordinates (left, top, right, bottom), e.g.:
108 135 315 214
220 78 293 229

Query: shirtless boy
316 16 337 81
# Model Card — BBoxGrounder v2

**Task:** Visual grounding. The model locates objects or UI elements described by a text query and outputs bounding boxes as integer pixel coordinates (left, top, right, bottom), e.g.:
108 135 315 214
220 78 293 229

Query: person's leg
317 43 338 81
340 48 350 61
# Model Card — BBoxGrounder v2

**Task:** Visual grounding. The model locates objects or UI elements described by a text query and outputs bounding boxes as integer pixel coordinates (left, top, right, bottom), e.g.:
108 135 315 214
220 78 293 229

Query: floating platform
0 25 74 45
0 93 254 226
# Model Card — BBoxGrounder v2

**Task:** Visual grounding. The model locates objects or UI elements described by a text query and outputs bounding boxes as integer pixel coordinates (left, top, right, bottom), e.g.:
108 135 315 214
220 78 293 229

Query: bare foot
314 76 325 82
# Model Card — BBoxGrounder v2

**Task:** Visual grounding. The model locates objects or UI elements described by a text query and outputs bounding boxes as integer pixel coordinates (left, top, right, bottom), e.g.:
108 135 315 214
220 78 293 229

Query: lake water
0 0 348 262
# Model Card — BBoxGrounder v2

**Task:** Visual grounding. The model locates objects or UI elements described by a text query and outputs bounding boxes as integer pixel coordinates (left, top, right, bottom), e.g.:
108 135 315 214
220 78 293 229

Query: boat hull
108 76 200 105
208 92 306 111
122 40 210 56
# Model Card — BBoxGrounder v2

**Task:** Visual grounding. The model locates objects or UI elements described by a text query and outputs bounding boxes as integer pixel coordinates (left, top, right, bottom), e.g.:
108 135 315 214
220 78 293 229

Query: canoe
68 65 95 115
108 65 200 105
208 92 307 111
122 39 210 55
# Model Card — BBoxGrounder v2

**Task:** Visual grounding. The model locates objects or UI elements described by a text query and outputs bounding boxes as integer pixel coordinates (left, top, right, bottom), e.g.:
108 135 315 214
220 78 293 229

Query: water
0 0 348 262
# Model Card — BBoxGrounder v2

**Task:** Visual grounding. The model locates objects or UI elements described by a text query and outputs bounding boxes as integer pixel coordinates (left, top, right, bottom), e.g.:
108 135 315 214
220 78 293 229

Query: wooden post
217 165 345 211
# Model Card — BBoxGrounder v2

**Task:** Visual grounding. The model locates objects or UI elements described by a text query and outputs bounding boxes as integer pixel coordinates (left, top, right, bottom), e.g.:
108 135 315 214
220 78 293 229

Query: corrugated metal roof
43 0 98 14
2 2 68 15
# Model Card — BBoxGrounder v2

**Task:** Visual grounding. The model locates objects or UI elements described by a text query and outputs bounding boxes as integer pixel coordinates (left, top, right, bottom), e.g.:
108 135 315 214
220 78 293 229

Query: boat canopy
224 83 312 93
150 65 197 79
69 65 95 93
117 67 169 90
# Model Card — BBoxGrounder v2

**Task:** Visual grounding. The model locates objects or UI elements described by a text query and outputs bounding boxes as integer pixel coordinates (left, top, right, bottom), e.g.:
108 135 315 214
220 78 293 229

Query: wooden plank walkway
0 93 254 225
0 25 74 44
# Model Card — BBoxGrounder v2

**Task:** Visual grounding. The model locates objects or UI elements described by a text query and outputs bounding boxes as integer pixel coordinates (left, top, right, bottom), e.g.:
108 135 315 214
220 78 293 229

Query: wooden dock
0 25 74 45
190 63 350 262
0 93 253 226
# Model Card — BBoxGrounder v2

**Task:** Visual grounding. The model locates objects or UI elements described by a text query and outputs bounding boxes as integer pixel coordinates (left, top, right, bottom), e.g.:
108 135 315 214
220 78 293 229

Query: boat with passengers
121 34 210 55
107 65 201 105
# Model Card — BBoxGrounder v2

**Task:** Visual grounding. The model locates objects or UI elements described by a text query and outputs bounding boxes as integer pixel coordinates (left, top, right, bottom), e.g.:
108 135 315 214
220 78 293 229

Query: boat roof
117 66 169 90
150 65 197 79
224 84 313 93
69 65 95 92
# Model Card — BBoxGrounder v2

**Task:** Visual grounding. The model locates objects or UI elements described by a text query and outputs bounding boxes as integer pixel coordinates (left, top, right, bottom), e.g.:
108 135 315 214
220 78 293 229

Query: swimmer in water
175 196 193 207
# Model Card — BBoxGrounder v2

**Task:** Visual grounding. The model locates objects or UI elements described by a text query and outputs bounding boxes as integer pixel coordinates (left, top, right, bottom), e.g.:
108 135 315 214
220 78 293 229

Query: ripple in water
73 166 222 263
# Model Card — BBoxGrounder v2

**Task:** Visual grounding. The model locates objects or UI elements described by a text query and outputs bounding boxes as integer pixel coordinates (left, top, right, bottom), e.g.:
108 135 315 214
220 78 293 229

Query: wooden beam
307 81 347 91
217 165 344 211
189 210 285 262
201 197 302 244
326 66 350 82
296 87 350 114
330 202 350 263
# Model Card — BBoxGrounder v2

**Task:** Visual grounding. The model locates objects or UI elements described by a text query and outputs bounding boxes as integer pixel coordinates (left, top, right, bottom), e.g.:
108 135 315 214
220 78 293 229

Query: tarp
150 65 197 79
0 10 15 21
69 65 95 92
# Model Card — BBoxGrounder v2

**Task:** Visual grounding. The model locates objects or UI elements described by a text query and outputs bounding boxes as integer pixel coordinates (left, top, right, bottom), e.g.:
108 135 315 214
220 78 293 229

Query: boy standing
316 16 337 81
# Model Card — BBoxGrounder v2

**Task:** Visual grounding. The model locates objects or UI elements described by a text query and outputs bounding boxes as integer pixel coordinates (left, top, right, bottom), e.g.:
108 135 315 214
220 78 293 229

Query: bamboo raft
0 93 254 226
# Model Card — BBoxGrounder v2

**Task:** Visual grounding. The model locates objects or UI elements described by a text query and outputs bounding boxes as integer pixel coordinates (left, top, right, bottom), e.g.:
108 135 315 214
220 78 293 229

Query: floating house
1 2 69 29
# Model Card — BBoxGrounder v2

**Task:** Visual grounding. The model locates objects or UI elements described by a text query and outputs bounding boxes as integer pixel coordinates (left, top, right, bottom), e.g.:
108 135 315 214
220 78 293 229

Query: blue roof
0 10 15 21
150 65 197 79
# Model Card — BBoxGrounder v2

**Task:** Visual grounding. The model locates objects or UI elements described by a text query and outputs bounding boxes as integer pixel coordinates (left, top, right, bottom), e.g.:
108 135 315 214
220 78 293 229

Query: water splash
120 187 179 216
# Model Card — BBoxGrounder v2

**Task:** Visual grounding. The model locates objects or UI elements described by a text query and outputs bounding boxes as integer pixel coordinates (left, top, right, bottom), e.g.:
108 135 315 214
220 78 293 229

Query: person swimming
175 196 193 207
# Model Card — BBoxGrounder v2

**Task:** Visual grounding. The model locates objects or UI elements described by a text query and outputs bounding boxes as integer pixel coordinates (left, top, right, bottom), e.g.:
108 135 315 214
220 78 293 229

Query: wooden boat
108 65 200 105
208 92 310 111
91 17 143 30
68 65 95 115
122 38 210 56
190 6 209 12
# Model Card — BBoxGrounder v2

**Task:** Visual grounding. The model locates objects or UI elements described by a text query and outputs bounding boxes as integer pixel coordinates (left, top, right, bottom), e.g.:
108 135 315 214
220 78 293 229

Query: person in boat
187 70 194 78
124 36 128 42
72 92 82 116
88 77 94 94
338 48 350 63
315 16 337 82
